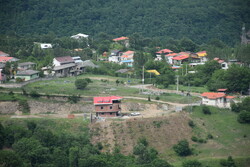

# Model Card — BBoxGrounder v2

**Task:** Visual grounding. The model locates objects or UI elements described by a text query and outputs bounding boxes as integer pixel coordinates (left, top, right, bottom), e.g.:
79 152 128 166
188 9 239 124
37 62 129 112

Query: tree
75 79 88 89
220 156 236 167
224 65 250 93
13 138 50 166
0 150 23 167
179 37 197 52
238 111 250 124
0 124 4 149
133 137 158 164
173 139 192 156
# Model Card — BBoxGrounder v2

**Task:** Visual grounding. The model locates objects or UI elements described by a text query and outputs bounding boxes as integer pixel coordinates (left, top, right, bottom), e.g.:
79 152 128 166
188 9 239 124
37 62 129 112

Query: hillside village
0 0 250 166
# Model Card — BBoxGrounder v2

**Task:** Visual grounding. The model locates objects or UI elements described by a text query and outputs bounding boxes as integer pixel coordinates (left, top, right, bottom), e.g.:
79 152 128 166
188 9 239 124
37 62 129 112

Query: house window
110 113 113 115
110 106 112 109
101 113 104 115
101 107 103 109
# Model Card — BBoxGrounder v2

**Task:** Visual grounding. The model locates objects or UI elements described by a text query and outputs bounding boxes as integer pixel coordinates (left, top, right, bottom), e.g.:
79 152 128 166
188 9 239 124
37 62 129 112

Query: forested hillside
1 0 249 45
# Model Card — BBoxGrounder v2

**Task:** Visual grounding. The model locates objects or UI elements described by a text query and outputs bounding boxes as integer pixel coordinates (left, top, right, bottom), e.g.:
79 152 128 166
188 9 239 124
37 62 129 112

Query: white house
155 49 173 61
72 56 83 63
71 33 89 39
108 50 122 63
40 43 52 49
201 92 235 108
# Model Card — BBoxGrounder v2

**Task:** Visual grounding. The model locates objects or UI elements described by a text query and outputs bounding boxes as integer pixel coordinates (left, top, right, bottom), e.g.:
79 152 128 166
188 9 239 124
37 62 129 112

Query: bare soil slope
90 112 192 155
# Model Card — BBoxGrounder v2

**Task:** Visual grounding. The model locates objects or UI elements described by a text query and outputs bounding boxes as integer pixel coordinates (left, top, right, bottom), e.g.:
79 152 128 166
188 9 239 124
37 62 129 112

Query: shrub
155 96 160 100
173 139 192 156
84 78 92 83
207 133 213 139
188 120 195 128
18 100 30 114
238 110 250 124
75 79 88 90
220 156 236 167
182 160 202 167
202 105 211 115
15 77 23 83
231 102 241 113
68 95 80 104
30 90 40 98
191 136 198 142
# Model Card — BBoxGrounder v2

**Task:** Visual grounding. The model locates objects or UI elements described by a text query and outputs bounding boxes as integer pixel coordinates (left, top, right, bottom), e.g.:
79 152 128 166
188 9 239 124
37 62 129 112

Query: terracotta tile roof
166 53 177 57
123 51 134 55
225 96 235 99
55 56 74 63
156 49 173 54
113 36 128 41
93 96 122 105
172 55 189 60
0 51 9 56
217 89 227 92
0 57 14 62
201 92 225 99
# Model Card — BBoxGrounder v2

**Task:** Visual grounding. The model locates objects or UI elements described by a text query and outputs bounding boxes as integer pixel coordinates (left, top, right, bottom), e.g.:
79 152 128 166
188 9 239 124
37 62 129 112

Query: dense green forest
0 0 250 45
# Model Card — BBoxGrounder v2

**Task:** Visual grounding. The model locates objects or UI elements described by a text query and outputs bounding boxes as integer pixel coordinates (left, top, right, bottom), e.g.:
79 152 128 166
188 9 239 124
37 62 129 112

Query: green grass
168 84 208 93
23 74 140 96
153 93 200 104
188 106 250 159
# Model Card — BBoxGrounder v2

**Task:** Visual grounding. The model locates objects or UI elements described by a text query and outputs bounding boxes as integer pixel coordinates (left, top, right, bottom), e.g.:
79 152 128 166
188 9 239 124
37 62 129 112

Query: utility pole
176 75 179 93
142 66 145 93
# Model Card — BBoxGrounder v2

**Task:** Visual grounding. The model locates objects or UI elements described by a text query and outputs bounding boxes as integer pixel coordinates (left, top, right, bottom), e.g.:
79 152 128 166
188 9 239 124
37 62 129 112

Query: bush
18 100 30 114
220 156 236 167
202 105 211 115
173 139 192 156
75 79 88 89
84 78 92 83
68 95 80 104
188 120 195 128
191 136 198 142
238 110 250 123
155 96 160 100
30 90 40 98
16 77 24 83
231 102 241 113
207 133 213 139
182 160 202 167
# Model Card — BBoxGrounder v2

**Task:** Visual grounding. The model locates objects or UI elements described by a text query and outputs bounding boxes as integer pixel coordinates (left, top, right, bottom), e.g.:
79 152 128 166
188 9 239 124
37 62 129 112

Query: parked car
130 112 141 116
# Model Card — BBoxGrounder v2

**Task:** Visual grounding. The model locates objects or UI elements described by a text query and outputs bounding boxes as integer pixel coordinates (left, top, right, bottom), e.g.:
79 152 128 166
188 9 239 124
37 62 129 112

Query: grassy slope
180 106 250 167
17 74 200 104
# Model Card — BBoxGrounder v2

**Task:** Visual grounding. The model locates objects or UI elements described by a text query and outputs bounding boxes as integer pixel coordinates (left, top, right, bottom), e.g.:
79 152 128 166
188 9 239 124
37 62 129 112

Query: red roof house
113 36 129 41
93 96 122 117
201 92 235 108
113 37 129 48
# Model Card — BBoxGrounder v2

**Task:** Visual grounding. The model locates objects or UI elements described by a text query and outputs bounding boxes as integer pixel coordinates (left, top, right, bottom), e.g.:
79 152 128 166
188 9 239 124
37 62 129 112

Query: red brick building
93 96 122 117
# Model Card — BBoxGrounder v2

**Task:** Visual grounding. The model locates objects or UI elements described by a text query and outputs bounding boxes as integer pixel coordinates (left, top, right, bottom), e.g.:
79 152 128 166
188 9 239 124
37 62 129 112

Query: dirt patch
90 112 192 155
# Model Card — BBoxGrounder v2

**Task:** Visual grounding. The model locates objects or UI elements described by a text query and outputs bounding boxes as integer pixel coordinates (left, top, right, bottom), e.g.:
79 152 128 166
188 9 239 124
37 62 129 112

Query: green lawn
168 84 208 93
183 106 250 166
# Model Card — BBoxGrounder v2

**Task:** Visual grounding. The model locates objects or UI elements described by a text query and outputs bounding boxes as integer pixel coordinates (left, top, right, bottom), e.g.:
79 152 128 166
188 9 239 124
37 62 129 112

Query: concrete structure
15 70 39 81
201 92 235 108
93 96 122 117
53 56 75 67
18 62 36 70
71 33 89 39
108 50 122 63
